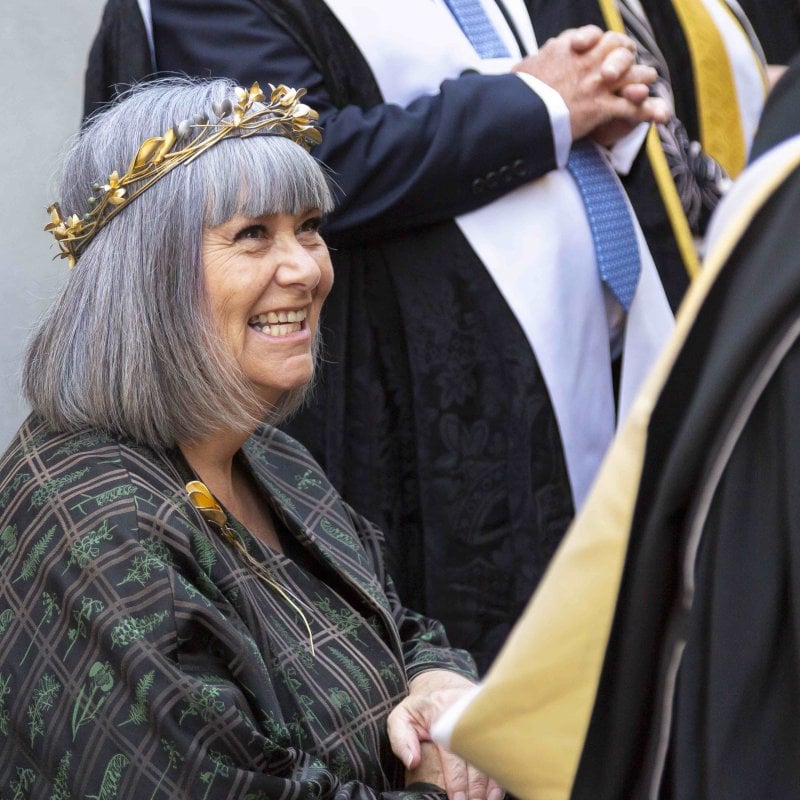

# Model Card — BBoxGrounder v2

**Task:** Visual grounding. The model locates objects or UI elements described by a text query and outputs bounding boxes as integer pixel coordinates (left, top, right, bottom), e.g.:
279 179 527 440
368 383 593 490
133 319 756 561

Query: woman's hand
387 669 504 800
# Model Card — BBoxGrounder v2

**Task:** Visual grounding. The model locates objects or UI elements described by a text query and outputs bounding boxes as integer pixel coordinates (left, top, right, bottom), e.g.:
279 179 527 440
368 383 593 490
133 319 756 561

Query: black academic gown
572 59 800 799
736 0 800 63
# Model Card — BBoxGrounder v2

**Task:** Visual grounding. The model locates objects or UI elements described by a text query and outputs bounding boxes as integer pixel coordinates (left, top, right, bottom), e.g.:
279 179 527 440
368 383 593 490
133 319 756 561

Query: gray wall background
1 2 105 449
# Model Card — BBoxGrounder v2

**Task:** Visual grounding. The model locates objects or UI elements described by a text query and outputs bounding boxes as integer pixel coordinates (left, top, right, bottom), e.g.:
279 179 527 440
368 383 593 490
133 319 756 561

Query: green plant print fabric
0 417 477 798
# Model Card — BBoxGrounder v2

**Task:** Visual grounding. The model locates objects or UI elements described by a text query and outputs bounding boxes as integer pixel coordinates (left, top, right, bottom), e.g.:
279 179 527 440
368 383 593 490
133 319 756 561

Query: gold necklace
186 480 315 655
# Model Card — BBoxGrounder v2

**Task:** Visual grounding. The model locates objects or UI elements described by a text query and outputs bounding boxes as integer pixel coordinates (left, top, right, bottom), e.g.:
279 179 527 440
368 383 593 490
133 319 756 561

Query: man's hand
513 25 669 143
406 741 446 788
387 670 503 800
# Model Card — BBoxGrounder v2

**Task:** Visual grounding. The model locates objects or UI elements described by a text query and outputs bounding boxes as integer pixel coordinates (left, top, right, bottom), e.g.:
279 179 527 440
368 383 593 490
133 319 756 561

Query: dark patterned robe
0 417 476 799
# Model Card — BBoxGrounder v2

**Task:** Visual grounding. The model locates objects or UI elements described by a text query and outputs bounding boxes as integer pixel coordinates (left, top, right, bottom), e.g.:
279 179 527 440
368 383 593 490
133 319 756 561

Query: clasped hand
513 24 671 145
387 669 503 800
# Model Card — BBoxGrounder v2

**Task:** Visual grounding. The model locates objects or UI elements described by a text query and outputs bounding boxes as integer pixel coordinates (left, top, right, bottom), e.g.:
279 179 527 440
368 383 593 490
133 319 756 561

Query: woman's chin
251 373 312 410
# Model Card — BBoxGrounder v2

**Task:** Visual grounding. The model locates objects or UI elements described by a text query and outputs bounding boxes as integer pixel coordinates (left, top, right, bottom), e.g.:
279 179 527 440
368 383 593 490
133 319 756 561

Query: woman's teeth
248 308 307 335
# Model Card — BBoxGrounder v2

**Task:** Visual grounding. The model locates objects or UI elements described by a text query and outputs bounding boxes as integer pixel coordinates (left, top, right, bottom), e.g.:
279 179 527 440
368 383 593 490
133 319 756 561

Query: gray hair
24 78 334 449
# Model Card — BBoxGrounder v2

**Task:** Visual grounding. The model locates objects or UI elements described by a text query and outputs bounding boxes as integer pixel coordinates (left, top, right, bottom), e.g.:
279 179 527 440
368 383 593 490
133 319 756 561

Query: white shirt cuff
601 121 650 175
514 71 572 168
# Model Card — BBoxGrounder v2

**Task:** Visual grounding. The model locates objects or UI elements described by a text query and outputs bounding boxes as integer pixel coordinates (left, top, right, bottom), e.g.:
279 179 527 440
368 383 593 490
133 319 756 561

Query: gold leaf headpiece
45 83 322 267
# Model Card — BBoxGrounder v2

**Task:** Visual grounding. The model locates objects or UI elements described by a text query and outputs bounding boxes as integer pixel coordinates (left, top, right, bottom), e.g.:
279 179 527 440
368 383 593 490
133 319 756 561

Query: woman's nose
275 237 323 288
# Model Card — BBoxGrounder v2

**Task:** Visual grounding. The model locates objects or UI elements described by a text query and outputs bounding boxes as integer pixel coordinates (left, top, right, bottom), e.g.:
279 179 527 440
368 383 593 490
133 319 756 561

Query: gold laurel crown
45 83 322 267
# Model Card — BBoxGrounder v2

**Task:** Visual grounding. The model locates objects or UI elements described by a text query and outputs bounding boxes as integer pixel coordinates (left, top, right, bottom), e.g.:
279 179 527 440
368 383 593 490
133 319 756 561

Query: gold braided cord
45 83 321 268
186 480 316 656
596 0 700 279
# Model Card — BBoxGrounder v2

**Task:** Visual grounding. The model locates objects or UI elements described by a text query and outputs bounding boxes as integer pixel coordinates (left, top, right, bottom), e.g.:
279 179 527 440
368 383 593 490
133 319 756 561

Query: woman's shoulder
3 415 167 484
244 423 329 479
0 415 185 536
0 417 222 608
0 417 125 505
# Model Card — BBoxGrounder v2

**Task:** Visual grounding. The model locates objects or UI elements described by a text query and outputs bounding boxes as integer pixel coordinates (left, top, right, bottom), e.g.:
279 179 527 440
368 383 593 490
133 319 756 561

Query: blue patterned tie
444 0 641 309
443 0 510 58
567 140 641 310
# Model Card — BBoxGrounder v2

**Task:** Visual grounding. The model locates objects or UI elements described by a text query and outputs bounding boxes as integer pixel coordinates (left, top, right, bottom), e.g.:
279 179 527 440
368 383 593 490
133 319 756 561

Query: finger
622 96 670 124
641 96 671 124
566 24 604 53
607 95 670 126
466 763 490 800
594 30 637 57
600 47 636 82
487 778 506 800
615 64 657 88
386 706 421 770
438 748 469 800
618 83 651 105
406 741 445 789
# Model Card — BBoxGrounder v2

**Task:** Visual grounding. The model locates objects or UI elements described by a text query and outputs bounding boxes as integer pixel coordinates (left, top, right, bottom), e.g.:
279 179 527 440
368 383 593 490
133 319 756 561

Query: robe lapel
242 431 396 625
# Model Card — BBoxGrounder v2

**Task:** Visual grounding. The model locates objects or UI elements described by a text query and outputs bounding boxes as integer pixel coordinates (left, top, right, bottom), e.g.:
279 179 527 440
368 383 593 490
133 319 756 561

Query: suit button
472 177 485 194
513 159 528 177
486 170 498 189
499 164 512 183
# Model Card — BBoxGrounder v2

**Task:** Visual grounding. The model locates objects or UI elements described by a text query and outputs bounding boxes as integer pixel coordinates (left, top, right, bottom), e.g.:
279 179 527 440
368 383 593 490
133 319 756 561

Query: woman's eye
299 216 323 234
236 225 267 240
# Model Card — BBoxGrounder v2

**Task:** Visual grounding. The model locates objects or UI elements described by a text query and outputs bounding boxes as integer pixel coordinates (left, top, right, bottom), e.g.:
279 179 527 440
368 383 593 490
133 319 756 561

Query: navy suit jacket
150 0 560 244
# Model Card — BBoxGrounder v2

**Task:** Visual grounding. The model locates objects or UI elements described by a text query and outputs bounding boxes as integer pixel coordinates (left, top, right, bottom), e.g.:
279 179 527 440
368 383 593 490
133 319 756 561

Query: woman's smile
247 307 309 336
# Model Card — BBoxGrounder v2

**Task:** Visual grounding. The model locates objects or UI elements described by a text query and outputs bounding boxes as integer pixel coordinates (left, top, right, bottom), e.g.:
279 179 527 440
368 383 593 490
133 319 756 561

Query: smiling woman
0 78 493 800
201 208 333 410
27 81 334 448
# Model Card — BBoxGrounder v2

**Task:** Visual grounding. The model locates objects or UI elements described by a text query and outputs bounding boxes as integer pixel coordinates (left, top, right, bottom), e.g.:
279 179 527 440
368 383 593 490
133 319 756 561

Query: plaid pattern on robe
0 417 476 799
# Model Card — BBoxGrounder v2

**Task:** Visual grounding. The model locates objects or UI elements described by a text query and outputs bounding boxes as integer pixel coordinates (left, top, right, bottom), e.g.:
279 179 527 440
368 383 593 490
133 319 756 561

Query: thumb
387 704 424 770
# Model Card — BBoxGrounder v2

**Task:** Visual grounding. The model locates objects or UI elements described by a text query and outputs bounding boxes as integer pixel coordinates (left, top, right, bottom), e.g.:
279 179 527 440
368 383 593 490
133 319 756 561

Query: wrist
408 668 476 695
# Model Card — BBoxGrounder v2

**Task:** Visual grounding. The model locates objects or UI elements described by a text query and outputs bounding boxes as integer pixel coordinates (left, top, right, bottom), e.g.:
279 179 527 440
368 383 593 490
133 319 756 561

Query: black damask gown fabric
286 224 575 674
0 418 476 799
735 0 800 63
